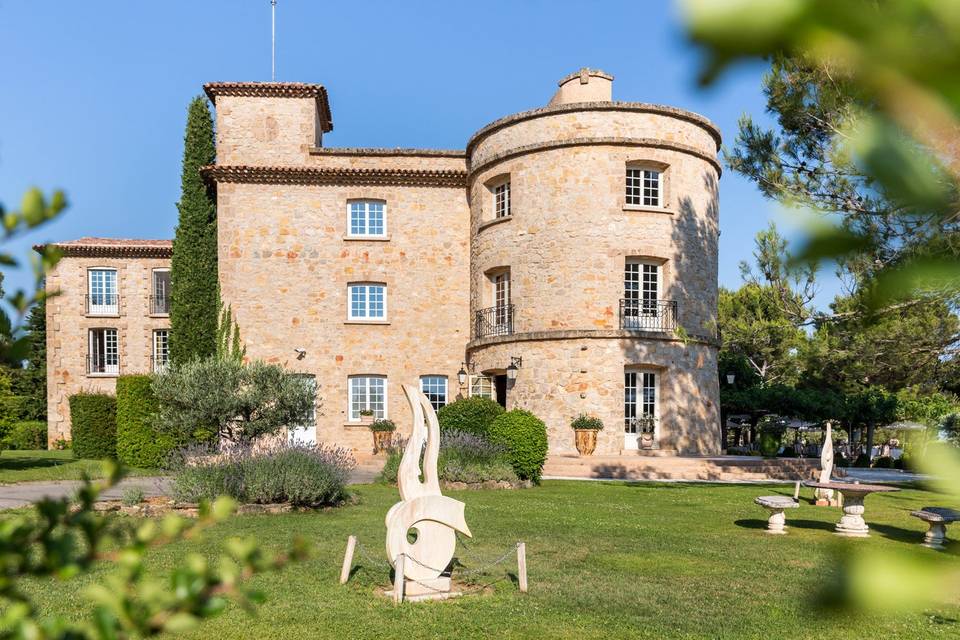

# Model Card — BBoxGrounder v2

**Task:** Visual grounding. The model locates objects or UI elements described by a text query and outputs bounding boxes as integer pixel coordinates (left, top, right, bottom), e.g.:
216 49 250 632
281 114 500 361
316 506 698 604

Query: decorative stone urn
638 415 657 450
574 429 598 456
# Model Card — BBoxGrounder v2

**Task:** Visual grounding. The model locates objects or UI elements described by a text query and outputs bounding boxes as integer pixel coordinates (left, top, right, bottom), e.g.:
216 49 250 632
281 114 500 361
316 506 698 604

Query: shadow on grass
0 456 73 472
868 522 923 544
783 519 836 533
734 518 767 530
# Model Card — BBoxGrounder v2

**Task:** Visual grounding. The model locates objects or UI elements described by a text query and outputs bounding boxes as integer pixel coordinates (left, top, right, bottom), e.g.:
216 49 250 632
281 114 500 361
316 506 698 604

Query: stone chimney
548 68 614 105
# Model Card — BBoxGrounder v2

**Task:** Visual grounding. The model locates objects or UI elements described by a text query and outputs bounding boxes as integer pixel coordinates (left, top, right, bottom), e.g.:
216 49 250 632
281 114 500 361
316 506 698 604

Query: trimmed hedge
117 375 175 468
69 393 117 459
437 396 504 436
487 409 548 482
6 421 47 450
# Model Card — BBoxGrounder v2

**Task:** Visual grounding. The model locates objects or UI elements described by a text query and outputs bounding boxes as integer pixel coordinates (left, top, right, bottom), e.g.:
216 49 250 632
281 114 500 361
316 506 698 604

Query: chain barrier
351 537 521 593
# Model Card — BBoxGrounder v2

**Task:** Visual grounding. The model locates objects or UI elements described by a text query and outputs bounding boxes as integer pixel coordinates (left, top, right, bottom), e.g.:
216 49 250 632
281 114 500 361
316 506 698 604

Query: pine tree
170 96 218 365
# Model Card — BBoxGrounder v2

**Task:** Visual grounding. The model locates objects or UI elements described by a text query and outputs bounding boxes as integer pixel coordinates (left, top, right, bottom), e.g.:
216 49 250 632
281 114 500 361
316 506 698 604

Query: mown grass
0 449 160 484
12 481 960 639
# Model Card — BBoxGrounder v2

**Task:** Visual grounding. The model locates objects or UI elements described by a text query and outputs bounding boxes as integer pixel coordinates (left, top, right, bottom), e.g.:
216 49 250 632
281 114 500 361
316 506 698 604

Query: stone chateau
40 68 723 456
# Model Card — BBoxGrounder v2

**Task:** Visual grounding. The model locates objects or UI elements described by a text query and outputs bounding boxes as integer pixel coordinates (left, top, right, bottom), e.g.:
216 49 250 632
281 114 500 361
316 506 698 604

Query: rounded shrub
437 396 504 436
487 409 548 482
872 455 895 469
6 421 47 450
69 393 117 459
117 375 176 468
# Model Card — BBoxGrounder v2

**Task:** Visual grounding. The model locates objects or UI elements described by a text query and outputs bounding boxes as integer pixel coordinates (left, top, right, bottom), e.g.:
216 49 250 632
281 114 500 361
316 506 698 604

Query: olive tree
152 358 314 444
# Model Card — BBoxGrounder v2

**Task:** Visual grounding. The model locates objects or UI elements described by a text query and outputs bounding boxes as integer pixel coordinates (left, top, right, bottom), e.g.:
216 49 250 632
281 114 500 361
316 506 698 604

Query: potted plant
369 418 396 453
571 414 603 455
638 414 657 449
358 409 375 425
757 415 787 458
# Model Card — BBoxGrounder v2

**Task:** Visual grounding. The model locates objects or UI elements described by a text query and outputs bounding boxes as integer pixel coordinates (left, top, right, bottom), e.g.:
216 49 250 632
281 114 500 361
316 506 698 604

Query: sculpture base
386 577 461 602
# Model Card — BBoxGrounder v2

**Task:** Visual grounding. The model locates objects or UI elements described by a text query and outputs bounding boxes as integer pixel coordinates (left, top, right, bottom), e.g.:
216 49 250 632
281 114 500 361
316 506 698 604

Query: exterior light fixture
506 356 522 381
726 373 735 385
457 364 468 387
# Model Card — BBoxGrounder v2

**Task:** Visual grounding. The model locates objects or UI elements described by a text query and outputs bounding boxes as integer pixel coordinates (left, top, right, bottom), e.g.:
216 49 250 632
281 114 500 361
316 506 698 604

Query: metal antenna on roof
271 0 277 81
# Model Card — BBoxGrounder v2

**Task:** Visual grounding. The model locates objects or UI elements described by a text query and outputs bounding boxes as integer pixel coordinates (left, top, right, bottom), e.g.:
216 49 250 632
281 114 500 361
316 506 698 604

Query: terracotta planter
640 433 656 449
574 429 598 456
359 414 374 426
372 430 393 454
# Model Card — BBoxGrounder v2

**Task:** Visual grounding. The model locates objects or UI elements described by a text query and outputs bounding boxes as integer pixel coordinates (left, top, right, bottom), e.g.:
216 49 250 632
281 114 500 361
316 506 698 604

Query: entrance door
494 374 507 409
624 370 658 450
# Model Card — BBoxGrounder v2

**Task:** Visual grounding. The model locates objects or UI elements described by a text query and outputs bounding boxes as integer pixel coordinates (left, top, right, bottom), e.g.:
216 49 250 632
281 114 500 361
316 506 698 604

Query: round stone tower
464 68 722 456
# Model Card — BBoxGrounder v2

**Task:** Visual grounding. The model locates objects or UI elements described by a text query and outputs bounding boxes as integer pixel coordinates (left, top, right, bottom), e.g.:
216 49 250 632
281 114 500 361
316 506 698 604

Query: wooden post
339 535 357 585
517 542 528 593
393 554 405 604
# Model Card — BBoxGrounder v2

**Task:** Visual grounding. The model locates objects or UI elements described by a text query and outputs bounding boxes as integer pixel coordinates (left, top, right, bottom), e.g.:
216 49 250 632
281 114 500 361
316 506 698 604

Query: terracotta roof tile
203 81 333 133
34 237 172 258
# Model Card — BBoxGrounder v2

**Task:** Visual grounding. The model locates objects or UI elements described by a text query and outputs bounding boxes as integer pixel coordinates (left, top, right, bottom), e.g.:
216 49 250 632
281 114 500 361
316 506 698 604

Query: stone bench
755 496 799 535
910 507 960 550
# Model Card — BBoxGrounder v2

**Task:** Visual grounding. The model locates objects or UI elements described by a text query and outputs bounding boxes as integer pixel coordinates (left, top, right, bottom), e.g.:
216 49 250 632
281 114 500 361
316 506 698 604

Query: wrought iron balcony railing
85 294 120 316
619 299 677 332
474 304 514 339
150 295 171 315
86 355 120 376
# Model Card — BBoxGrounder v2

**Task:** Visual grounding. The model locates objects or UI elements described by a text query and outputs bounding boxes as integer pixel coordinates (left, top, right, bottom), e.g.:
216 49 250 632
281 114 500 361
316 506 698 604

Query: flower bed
169 442 356 507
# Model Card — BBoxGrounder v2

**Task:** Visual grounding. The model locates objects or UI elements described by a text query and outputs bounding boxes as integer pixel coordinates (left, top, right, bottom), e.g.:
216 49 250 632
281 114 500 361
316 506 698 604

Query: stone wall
45 255 171 445
468 334 720 456
216 176 470 454
466 97 721 455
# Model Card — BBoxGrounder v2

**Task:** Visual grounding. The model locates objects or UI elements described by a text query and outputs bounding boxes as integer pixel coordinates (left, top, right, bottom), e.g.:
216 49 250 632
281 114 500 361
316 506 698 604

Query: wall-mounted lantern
506 356 522 381
457 363 468 387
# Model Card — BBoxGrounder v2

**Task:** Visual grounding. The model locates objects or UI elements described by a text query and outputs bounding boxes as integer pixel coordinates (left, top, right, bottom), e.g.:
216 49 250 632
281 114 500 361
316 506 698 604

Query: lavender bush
379 429 519 484
170 441 355 506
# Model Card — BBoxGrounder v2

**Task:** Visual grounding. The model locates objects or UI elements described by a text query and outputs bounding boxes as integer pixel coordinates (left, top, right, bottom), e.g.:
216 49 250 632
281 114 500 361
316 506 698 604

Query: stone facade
42 68 722 456
39 239 172 445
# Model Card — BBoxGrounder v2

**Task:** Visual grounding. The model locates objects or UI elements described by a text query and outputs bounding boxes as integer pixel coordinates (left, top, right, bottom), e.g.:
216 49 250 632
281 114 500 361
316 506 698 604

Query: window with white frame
624 370 658 433
493 180 511 219
492 270 511 334
87 269 118 315
420 375 448 411
469 375 493 399
625 167 662 207
349 375 386 421
152 329 170 373
151 269 171 315
348 200 386 237
625 260 660 311
88 328 119 375
348 283 387 321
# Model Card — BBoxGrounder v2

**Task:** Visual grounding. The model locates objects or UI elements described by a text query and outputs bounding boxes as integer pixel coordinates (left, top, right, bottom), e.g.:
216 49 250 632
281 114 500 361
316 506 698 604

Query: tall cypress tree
13 297 47 421
170 96 218 365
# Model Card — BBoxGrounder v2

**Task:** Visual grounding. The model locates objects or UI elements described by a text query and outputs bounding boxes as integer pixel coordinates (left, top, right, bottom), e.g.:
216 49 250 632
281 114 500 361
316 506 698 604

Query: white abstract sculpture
815 421 835 506
385 384 471 600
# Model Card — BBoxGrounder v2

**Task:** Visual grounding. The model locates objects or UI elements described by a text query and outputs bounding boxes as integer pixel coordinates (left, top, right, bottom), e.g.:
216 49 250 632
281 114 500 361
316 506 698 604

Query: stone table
754 495 799 534
910 507 960 550
804 481 899 538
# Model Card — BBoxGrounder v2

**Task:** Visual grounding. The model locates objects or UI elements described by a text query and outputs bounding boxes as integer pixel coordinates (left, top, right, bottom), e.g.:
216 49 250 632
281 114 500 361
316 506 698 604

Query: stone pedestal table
804 481 899 538
754 496 799 534
910 507 959 550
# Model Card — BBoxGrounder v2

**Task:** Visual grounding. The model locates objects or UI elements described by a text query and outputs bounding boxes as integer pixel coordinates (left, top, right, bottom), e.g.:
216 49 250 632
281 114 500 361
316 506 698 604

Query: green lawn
0 449 160 484
12 481 960 639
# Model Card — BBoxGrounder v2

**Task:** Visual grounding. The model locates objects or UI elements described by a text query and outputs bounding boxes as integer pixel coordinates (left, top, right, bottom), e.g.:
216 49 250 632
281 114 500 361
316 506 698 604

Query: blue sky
0 0 839 309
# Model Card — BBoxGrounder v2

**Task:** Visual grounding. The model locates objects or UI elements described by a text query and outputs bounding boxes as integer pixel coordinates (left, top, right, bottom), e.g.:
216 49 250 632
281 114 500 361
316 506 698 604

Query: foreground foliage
0 462 309 639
